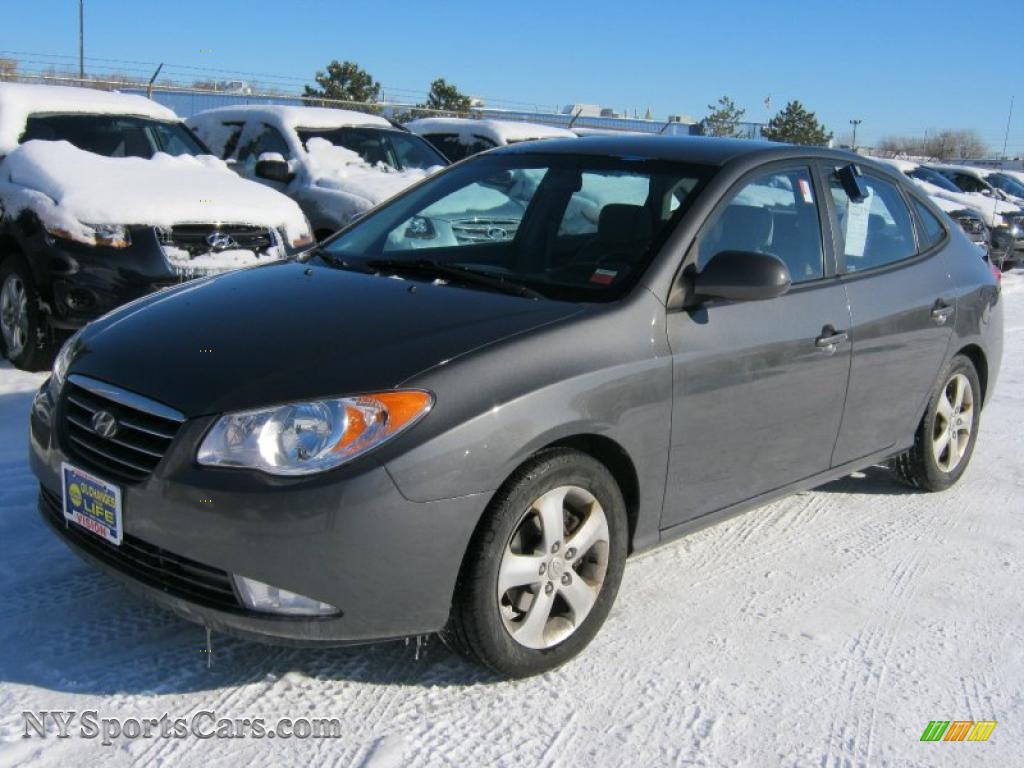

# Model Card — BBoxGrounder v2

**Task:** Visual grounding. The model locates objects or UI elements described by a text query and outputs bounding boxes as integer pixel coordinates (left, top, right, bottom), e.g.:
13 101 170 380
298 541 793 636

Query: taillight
991 263 1002 283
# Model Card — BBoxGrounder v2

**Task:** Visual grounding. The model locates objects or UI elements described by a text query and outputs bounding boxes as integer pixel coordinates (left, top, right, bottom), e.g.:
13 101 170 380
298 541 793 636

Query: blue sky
4 0 1022 153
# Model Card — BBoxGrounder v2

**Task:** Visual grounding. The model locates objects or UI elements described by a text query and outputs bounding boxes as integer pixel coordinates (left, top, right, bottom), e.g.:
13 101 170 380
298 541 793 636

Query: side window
236 123 291 165
698 168 824 284
218 122 245 159
911 198 946 250
952 173 985 194
829 172 916 271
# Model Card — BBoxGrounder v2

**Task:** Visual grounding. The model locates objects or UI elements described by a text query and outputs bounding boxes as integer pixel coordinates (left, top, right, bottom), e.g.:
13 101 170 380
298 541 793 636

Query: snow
406 117 577 146
1 273 1023 766
304 137 432 206
0 140 311 246
0 82 177 154
189 104 391 136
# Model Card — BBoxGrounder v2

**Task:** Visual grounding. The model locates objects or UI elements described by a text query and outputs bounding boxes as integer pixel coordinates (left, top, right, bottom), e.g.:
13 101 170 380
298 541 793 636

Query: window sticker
589 268 618 285
798 177 814 204
844 189 873 258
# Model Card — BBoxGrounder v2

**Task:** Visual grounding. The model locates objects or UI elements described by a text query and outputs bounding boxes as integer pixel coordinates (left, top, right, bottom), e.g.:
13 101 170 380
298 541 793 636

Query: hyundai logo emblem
206 232 238 251
91 410 119 439
486 227 508 241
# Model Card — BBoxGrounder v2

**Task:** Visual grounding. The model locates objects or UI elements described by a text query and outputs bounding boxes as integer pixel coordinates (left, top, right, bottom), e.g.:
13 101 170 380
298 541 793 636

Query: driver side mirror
255 153 293 183
690 250 792 304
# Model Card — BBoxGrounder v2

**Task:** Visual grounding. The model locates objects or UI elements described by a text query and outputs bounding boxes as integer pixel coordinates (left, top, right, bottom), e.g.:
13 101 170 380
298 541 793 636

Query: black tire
442 448 628 678
890 354 981 492
0 253 56 372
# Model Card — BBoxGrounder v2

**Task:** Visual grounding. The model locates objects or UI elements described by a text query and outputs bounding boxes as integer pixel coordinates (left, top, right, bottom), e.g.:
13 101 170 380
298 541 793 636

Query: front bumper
29 384 487 646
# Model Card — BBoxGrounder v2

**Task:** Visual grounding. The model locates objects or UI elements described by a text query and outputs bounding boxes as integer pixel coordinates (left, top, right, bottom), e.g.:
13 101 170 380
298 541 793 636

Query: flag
763 95 772 111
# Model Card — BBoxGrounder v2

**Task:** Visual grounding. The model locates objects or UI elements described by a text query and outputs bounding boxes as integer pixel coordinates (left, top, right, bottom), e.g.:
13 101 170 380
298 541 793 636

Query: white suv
188 106 448 240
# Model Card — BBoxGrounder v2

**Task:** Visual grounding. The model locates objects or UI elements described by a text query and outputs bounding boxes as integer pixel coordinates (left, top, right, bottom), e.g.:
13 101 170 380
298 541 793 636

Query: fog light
233 575 339 616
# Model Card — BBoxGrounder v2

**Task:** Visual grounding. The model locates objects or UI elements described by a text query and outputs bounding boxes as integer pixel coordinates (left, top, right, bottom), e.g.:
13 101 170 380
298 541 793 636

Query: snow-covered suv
406 117 577 162
187 106 448 241
0 83 312 371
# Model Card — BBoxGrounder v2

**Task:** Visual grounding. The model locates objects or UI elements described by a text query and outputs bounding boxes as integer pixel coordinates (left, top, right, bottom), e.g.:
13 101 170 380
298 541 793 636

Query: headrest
597 204 652 245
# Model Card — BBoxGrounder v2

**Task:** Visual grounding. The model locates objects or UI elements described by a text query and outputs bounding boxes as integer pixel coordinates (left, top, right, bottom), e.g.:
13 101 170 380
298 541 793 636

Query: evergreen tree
761 101 832 146
303 60 381 105
422 78 473 113
701 96 745 138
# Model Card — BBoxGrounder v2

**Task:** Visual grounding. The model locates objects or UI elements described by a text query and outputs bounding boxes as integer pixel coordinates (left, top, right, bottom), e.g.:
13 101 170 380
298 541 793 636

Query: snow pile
0 82 177 154
406 118 577 147
0 140 310 245
304 137 432 205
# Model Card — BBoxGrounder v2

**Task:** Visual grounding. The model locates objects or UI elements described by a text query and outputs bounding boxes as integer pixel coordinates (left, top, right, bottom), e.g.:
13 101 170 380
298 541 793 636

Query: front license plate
62 462 123 546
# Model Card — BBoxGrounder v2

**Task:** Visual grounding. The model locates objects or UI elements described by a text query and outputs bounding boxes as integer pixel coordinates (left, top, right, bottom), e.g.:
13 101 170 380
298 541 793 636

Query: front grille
60 375 184 484
40 487 241 611
450 217 520 244
954 215 987 237
155 224 277 257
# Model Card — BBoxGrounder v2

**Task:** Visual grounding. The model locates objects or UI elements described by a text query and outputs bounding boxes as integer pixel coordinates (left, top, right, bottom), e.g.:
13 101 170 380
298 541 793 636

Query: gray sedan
30 136 1002 677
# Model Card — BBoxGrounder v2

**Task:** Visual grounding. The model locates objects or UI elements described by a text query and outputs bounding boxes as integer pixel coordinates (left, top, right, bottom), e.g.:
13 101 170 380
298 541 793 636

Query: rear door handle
815 325 848 353
931 300 955 325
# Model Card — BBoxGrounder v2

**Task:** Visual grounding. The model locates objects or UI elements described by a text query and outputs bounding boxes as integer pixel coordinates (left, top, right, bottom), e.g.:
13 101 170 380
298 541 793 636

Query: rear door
823 165 957 466
661 163 853 529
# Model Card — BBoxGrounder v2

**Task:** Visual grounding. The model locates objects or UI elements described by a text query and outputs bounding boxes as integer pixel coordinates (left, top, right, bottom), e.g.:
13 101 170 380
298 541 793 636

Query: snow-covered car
187 106 448 240
925 164 1024 267
874 157 1023 267
969 167 1024 206
0 83 312 371
405 118 577 162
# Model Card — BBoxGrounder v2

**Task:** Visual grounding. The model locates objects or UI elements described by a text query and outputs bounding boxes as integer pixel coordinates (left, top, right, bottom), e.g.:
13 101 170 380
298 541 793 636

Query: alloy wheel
932 372 974 473
497 485 610 650
0 273 29 360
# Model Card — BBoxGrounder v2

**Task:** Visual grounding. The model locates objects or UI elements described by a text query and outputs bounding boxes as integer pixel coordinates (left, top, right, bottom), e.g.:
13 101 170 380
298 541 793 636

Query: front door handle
931 300 955 325
815 325 848 353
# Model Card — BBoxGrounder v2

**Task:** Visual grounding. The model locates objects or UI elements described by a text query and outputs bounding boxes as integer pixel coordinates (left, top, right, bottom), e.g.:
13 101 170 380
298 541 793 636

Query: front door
661 164 852 529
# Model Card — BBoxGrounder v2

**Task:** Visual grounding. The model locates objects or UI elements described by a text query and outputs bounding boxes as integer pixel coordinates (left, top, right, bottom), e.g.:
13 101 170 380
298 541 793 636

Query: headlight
404 216 437 239
46 222 131 249
49 327 84 399
197 390 433 475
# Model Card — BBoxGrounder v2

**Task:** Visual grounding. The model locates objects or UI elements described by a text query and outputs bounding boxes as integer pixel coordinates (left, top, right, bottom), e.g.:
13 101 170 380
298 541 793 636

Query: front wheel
443 448 628 677
890 354 981 491
0 255 55 371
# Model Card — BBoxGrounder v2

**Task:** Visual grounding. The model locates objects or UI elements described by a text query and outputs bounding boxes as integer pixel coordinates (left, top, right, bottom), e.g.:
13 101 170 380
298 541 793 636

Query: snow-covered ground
1 274 1022 767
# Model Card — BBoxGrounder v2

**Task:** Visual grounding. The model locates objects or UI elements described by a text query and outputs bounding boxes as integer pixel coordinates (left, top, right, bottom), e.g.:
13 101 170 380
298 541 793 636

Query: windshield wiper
365 259 544 300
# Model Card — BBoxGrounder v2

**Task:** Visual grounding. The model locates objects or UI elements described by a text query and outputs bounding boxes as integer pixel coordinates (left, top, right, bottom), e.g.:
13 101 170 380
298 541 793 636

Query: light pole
78 0 84 80
849 119 862 150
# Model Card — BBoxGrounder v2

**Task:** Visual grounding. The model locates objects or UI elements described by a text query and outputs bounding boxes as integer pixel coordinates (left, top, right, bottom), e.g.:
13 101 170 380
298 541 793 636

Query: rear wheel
0 254 55 371
443 448 627 677
890 355 981 491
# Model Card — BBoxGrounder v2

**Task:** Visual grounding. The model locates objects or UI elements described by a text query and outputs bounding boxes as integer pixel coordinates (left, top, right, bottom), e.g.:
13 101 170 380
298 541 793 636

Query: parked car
406 117 577 162
0 83 312 371
31 137 1001 677
925 164 1024 268
974 168 1024 205
876 158 1023 268
187 106 448 240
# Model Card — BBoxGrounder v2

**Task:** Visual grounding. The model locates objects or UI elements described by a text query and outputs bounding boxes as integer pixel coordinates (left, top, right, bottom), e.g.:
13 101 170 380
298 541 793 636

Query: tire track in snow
821 551 929 768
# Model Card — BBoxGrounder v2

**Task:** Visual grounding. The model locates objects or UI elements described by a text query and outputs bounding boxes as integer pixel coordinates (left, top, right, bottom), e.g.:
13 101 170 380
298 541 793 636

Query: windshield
908 166 962 193
987 173 1024 198
296 126 447 171
20 113 207 158
319 153 713 302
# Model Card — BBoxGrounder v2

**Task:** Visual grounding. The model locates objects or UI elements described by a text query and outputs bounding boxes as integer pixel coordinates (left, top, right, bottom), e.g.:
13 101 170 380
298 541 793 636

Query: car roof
189 104 393 132
491 134 860 168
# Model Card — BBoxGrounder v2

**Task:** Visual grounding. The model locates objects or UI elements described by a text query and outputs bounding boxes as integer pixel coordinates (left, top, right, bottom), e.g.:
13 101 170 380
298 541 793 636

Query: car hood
71 261 583 417
2 140 310 244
